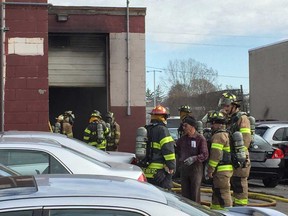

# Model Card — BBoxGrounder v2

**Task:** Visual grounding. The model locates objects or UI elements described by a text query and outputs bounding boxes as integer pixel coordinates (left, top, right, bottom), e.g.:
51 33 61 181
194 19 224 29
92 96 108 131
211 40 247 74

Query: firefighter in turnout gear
141 105 176 189
53 114 64 134
62 111 75 138
105 111 121 151
218 92 252 206
205 111 233 210
178 105 193 137
83 110 110 151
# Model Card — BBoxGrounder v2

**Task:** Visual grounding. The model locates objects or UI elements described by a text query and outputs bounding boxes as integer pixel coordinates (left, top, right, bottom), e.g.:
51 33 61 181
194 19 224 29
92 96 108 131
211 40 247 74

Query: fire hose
171 181 288 207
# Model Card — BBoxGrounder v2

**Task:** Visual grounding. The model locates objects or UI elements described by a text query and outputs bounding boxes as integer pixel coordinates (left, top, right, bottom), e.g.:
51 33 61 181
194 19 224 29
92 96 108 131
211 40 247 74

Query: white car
0 137 146 182
0 131 137 164
0 175 285 216
255 122 288 145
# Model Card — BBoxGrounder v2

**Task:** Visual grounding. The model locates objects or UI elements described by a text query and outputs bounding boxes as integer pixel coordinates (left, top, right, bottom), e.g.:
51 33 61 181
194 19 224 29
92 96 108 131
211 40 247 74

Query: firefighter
83 110 110 151
178 105 193 137
218 92 252 206
141 105 176 190
62 111 75 138
105 111 121 151
53 114 64 134
205 111 233 210
176 116 209 203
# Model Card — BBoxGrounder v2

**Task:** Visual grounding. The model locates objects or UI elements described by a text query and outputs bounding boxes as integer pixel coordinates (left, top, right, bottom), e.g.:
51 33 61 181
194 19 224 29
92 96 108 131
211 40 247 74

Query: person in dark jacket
83 110 110 151
141 105 176 190
176 116 209 203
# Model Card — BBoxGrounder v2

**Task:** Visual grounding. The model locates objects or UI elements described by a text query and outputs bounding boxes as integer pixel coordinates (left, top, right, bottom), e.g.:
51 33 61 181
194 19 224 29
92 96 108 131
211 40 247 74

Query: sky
49 0 288 95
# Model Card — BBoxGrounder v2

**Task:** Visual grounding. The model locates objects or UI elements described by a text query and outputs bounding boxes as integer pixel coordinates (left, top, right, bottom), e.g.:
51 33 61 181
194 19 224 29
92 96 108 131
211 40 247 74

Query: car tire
262 176 280 188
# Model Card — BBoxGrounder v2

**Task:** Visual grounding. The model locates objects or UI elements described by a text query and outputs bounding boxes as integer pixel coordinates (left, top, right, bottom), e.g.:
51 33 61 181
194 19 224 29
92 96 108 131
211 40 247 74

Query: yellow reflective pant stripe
217 165 233 172
233 197 248 205
164 153 176 161
240 128 251 134
209 160 218 168
210 204 226 210
211 143 223 150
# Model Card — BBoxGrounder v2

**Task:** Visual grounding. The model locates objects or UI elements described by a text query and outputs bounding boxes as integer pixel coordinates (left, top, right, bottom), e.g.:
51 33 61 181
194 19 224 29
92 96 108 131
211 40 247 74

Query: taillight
272 148 284 159
130 157 138 165
137 173 147 182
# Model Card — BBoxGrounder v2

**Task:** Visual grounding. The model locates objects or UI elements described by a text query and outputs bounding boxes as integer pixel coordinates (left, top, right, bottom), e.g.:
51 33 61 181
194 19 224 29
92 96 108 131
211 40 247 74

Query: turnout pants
231 160 251 206
211 171 233 210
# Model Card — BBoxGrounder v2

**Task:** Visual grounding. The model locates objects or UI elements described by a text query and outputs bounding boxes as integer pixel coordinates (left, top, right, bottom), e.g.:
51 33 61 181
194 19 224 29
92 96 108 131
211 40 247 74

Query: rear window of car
253 135 273 151
255 126 268 137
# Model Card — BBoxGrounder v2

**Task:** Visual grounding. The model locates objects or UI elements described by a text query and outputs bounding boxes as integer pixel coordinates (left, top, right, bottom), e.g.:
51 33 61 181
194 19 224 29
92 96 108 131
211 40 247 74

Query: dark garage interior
49 87 107 140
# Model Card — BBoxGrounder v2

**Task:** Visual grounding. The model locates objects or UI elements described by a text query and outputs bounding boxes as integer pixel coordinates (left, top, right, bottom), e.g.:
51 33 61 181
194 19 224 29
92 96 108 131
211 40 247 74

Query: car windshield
162 189 223 216
255 126 268 137
253 134 272 151
168 128 178 141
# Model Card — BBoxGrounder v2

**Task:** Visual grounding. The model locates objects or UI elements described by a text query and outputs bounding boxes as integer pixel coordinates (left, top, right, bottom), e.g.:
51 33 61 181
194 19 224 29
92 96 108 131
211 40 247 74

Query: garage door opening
49 87 107 140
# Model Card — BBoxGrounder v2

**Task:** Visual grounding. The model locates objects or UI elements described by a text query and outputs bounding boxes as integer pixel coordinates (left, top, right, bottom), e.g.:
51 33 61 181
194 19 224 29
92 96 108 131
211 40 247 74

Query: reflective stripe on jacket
208 131 233 173
143 121 176 179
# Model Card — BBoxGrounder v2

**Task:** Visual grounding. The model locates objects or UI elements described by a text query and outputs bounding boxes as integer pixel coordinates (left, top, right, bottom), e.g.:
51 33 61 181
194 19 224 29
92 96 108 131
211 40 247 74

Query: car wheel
262 176 280 188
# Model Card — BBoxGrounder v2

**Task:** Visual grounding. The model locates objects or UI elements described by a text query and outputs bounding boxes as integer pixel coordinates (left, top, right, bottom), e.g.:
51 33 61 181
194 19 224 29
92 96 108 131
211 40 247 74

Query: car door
0 149 69 175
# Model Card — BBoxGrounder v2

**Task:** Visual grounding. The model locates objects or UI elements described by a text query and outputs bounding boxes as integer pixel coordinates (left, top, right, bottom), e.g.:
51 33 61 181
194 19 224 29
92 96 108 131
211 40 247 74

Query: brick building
1 0 146 152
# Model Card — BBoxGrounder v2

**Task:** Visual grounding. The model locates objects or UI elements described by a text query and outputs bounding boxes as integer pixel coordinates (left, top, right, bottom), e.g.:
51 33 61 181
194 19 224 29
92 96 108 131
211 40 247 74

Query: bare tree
162 58 220 96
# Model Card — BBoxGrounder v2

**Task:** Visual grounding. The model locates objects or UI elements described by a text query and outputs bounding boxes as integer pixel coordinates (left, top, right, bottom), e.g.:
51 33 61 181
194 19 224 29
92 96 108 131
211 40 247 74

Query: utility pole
147 70 162 107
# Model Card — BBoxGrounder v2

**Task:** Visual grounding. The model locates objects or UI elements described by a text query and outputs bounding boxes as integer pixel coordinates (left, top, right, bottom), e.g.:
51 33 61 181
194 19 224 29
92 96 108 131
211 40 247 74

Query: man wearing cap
176 116 209 203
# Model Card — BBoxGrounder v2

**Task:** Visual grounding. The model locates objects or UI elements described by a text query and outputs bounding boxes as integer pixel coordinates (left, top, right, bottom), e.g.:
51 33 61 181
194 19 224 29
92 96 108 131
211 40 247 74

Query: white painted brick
8 37 44 56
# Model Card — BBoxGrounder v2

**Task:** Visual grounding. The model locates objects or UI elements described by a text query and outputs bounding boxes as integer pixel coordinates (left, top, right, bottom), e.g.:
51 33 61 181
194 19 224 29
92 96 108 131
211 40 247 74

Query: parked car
0 175 285 216
249 134 286 187
0 131 137 164
168 127 179 141
0 137 146 182
255 122 288 146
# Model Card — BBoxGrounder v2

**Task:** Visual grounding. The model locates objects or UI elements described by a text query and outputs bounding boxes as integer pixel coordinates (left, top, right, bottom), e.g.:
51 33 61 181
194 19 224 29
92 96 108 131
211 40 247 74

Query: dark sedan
249 134 285 187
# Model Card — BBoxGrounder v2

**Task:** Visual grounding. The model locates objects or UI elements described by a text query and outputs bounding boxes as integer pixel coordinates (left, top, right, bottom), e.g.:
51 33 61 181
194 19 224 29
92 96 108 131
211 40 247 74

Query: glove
204 165 212 180
154 169 167 183
184 156 197 166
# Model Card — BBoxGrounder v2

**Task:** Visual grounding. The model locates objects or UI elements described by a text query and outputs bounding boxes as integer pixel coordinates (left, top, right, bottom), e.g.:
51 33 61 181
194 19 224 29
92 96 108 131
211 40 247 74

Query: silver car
0 175 284 216
0 137 146 182
0 131 137 164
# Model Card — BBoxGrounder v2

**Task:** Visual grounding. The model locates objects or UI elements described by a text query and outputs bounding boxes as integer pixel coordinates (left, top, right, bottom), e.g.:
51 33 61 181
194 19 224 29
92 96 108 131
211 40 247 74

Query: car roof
256 123 288 128
0 137 61 146
0 175 167 203
0 131 67 138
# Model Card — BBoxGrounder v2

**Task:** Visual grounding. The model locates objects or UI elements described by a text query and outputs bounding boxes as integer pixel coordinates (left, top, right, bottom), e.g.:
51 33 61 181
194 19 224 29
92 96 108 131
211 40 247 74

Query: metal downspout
126 0 131 115
0 1 6 132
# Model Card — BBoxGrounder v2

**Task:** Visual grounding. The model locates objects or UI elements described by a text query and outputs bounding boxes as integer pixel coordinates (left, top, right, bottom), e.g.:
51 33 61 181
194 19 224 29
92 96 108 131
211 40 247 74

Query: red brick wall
5 0 49 131
48 6 145 33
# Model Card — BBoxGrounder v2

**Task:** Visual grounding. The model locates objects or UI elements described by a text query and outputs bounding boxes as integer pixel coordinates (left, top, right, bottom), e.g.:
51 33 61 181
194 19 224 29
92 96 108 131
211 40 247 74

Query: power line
148 40 252 48
148 31 281 39
146 66 248 79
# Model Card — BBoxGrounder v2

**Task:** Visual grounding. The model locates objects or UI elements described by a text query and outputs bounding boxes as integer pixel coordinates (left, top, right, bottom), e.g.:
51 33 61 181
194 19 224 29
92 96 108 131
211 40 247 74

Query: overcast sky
48 0 288 94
